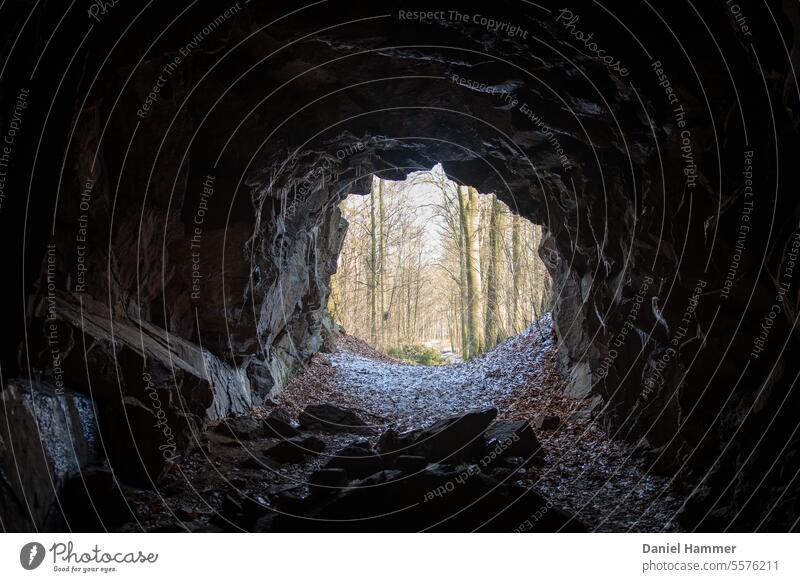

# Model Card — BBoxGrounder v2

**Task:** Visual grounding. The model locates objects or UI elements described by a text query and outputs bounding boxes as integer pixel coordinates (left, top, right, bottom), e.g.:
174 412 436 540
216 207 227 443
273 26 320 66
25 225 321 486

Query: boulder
266 406 292 423
379 408 498 463
214 416 264 440
324 443 387 478
265 462 584 532
263 407 300 438
483 420 544 466
377 427 402 453
31 294 254 485
0 380 101 531
264 436 325 463
298 403 368 433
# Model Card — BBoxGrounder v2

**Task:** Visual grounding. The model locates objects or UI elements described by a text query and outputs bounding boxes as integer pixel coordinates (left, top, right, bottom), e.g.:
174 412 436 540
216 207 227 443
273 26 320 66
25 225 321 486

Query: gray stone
298 403 368 433
324 444 386 478
214 416 264 440
563 361 593 399
37 294 254 484
380 408 498 463
0 380 100 531
264 436 325 463
484 420 544 465
264 407 299 438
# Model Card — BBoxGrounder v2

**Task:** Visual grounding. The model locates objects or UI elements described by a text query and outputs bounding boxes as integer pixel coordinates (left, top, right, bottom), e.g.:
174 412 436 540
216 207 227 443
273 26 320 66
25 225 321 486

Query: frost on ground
280 313 683 532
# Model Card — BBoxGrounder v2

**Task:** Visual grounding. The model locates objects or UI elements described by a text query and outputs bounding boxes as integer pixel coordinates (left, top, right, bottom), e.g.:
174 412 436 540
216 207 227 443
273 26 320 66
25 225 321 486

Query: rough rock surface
265 462 584 533
380 408 499 463
298 403 369 433
484 420 545 465
263 407 300 438
0 380 100 531
1 1 799 531
214 417 265 441
25 293 253 486
324 443 387 479
263 436 326 464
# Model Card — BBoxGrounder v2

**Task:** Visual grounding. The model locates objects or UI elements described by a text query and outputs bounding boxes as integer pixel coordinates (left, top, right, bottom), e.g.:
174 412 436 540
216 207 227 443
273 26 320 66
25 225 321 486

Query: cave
1 0 799 534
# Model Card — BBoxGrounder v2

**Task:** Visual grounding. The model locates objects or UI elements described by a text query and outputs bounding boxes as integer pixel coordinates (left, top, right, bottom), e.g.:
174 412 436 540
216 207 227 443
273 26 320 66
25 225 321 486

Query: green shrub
387 344 445 366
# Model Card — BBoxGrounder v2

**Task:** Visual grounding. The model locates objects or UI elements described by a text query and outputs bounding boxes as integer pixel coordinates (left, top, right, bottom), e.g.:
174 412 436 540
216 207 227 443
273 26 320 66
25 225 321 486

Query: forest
329 166 552 363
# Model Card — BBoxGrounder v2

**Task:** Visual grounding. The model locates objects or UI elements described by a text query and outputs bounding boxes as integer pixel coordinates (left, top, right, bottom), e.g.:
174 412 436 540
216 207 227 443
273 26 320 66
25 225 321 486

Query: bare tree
329 166 549 360
484 194 505 350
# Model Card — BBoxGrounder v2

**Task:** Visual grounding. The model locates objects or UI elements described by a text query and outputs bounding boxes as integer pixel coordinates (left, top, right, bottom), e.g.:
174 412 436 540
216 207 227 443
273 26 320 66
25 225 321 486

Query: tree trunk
484 194 504 350
378 178 386 349
510 213 522 333
458 221 469 359
458 185 484 357
467 187 484 355
370 180 377 345
457 186 470 358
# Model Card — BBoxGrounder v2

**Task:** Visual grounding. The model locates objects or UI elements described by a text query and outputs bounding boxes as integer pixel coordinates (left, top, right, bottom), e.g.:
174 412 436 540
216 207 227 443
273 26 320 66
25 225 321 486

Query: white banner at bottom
1 533 798 581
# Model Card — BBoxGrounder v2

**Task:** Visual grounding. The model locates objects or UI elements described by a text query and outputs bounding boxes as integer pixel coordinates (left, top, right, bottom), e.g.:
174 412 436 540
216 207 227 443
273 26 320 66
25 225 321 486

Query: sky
341 163 455 263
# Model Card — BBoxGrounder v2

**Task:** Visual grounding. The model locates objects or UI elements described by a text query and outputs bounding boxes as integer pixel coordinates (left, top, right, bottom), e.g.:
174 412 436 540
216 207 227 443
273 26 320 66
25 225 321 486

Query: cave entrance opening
328 164 552 365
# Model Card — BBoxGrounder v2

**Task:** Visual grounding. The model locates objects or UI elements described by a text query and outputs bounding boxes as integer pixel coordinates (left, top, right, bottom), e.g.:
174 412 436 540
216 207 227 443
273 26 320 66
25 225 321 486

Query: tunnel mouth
328 164 552 366
2 0 798 539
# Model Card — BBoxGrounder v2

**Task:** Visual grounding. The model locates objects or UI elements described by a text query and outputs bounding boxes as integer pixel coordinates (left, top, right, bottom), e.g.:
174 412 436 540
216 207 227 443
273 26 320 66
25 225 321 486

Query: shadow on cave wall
0 0 799 532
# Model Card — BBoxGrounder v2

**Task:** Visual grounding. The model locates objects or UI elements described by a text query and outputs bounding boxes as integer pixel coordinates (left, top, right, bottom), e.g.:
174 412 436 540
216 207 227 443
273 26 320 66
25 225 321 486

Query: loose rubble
93 315 681 532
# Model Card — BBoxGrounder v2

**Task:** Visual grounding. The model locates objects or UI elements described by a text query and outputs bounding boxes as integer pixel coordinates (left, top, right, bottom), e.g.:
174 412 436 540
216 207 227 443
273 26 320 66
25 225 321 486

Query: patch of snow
329 314 555 431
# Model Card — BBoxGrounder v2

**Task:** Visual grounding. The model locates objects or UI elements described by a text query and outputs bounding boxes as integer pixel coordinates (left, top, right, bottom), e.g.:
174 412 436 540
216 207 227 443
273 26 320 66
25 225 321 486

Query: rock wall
1 0 799 531
0 380 100 531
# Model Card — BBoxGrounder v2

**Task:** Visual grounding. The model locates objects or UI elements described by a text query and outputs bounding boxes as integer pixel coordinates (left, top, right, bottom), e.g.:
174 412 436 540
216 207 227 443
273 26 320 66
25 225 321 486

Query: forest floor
278 313 683 532
123 314 682 532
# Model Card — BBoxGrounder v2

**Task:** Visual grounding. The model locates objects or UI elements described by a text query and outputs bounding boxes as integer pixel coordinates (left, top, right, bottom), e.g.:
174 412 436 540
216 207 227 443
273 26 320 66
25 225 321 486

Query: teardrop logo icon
20 542 46 570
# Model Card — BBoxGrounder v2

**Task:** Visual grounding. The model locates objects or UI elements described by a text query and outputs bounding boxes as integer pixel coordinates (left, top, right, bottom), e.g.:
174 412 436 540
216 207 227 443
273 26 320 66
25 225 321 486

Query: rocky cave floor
118 314 682 533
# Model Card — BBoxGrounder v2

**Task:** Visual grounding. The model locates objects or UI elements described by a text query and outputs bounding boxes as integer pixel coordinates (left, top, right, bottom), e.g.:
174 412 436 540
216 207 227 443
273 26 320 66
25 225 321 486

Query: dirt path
280 314 683 532
281 316 559 426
